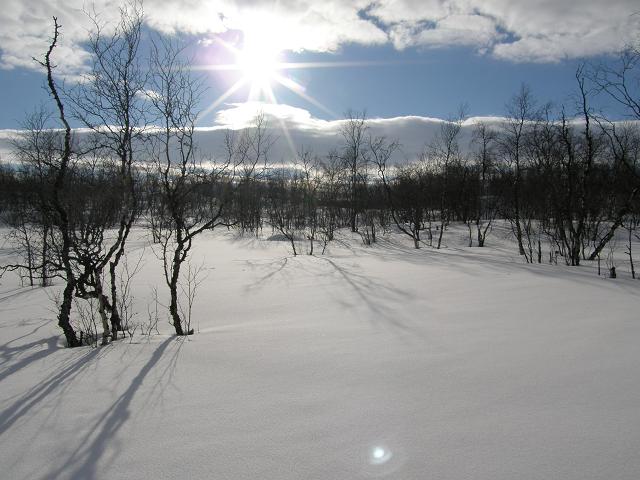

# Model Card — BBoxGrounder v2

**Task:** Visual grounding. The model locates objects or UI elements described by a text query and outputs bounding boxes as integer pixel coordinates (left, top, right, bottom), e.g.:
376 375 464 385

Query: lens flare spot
370 446 392 465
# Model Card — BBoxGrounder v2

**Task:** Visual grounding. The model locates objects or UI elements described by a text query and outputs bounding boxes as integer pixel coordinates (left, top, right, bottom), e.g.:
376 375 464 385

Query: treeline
1 4 639 347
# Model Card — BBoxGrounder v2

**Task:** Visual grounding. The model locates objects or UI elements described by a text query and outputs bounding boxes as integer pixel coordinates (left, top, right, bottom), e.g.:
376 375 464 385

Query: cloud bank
0 102 503 165
1 0 637 76
3 101 637 168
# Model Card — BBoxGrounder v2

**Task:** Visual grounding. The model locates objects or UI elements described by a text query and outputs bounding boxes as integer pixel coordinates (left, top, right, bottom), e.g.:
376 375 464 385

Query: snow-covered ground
1 224 639 479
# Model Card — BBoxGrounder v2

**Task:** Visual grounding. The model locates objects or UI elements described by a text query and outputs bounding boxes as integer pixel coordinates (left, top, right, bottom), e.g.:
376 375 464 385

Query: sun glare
197 17 361 151
232 18 285 98
197 17 360 118
237 42 279 89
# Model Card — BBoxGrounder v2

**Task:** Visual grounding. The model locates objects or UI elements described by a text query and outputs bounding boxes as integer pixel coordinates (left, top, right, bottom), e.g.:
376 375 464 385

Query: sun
195 20 362 158
236 41 280 92
196 17 348 125
232 18 285 98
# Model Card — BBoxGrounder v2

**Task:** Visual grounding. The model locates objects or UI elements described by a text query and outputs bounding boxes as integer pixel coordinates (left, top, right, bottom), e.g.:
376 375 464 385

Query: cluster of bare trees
215 69 639 270
1 5 639 347
0 6 247 346
197 87 638 267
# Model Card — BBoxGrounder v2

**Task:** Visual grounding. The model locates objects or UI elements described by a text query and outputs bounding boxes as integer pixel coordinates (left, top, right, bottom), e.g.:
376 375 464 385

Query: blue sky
196 44 631 125
0 0 638 130
0 41 630 130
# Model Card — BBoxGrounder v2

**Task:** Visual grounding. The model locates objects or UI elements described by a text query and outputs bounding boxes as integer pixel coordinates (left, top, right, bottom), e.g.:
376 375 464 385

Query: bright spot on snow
369 446 392 465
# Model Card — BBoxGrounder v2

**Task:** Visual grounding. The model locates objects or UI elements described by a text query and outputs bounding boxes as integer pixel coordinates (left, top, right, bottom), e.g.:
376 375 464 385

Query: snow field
0 224 638 479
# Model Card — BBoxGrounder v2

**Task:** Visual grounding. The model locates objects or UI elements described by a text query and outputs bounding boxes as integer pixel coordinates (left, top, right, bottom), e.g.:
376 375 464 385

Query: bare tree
553 68 599 265
6 108 58 287
340 110 369 232
370 135 429 248
267 168 301 256
317 150 343 252
588 40 640 260
148 36 230 335
427 108 466 249
589 120 640 260
224 112 273 235
67 1 146 338
35 18 81 347
500 85 538 260
296 147 322 255
591 44 640 120
469 122 498 247
624 214 638 279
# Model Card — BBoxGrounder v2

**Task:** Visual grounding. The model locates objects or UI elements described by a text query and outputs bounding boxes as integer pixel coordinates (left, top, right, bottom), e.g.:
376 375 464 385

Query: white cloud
0 101 495 164
3 101 636 166
476 0 640 62
144 0 388 53
195 101 491 163
388 14 500 50
374 0 639 62
0 1 96 76
210 102 338 131
0 0 636 77
0 0 387 77
366 0 451 24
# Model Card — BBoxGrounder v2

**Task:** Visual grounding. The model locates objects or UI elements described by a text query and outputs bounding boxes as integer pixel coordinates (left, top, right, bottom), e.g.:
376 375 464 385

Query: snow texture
0 224 639 479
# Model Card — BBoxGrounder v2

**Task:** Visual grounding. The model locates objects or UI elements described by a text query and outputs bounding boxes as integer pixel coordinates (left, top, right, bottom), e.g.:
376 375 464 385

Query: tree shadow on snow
0 346 102 436
318 257 420 336
244 256 289 289
0 334 58 385
0 286 40 305
246 252 424 336
368 236 640 296
48 336 176 480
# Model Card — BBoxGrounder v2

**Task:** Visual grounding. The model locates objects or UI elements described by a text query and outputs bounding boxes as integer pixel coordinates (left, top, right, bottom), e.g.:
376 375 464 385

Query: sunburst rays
193 33 395 159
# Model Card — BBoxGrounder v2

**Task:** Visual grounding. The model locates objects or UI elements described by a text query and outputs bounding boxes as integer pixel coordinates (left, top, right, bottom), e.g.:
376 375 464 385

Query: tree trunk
41 223 49 286
477 221 485 247
537 238 542 264
514 217 525 255
109 261 123 337
59 280 81 347
95 273 111 345
588 187 638 260
628 227 635 279
437 219 445 249
169 246 185 336
41 19 81 348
